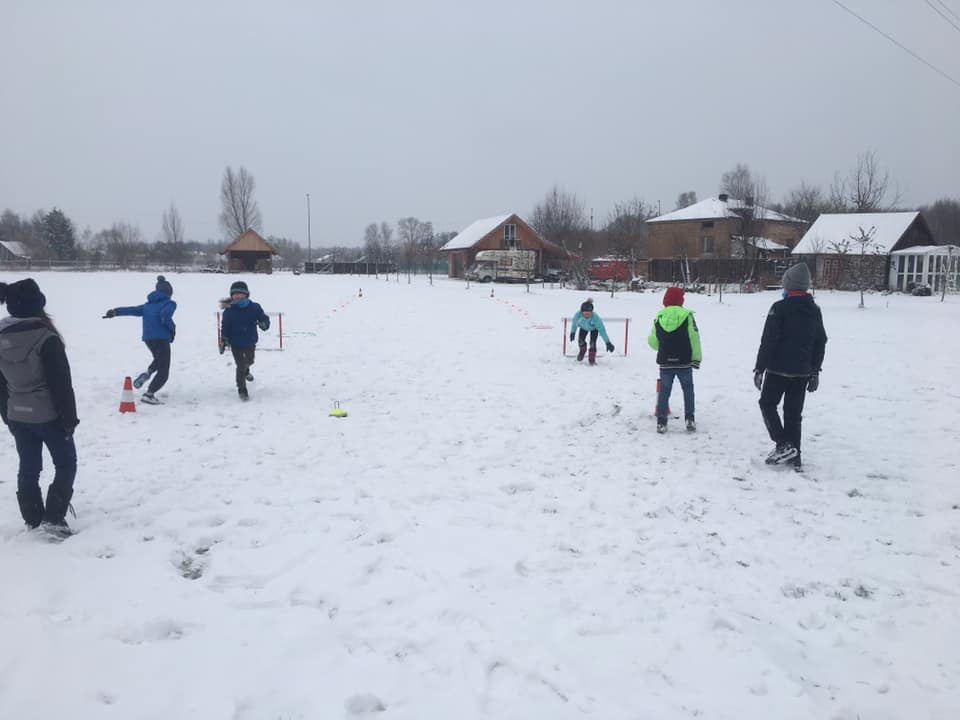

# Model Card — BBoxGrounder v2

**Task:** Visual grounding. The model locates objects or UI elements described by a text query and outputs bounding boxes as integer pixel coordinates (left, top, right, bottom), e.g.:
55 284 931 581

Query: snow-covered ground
1 271 958 720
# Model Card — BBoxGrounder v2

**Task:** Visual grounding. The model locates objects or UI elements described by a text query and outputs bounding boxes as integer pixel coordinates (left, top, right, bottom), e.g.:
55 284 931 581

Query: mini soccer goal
562 316 631 357
215 311 284 351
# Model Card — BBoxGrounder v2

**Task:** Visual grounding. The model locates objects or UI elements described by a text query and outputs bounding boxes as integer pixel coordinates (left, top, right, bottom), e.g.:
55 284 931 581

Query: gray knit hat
782 263 811 292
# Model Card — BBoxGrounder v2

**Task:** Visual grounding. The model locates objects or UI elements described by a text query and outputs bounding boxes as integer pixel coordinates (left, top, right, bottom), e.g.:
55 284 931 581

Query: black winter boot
577 342 587 361
16 486 44 529
42 485 74 538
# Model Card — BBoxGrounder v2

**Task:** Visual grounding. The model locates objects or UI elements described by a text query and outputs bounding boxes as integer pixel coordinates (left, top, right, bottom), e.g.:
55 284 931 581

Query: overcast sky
2 0 958 247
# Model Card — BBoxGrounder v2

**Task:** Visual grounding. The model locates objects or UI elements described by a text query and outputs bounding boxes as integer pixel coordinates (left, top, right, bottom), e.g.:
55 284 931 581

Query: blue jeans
8 420 77 497
657 367 695 421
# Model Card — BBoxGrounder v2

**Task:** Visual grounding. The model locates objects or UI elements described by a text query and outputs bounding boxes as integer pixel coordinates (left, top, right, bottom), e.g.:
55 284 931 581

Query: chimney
719 193 728 202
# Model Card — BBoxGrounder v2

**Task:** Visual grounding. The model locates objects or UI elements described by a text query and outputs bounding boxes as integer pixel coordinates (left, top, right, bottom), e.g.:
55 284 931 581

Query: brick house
439 213 569 278
791 211 937 290
646 195 806 283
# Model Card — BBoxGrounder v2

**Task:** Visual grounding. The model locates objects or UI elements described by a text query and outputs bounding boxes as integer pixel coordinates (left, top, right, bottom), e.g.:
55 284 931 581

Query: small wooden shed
222 230 277 273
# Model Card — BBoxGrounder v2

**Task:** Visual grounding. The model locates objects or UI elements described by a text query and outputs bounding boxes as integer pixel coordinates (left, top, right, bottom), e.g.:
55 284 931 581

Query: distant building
439 213 569 278
791 212 937 290
646 195 805 284
221 230 277 273
0 240 31 265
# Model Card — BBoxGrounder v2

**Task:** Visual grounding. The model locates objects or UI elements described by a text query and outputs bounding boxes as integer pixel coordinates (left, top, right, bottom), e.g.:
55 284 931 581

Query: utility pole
306 193 312 267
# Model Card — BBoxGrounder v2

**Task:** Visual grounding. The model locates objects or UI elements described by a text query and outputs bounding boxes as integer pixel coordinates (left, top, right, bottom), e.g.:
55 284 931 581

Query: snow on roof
0 240 30 258
746 236 790 251
890 244 959 256
648 197 802 224
792 212 920 255
440 214 512 251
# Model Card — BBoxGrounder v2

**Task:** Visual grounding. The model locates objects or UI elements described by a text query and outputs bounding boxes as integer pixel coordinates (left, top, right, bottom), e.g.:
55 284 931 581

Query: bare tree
830 225 882 306
919 197 960 244
782 182 827 224
99 221 145 269
530 184 587 252
829 151 901 212
219 166 262 240
606 197 655 261
397 217 434 281
719 163 754 201
675 191 698 209
160 203 187 269
363 223 382 277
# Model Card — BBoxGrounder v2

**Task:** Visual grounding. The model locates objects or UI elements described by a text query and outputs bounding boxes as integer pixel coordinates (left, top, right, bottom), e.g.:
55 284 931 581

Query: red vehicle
587 256 632 282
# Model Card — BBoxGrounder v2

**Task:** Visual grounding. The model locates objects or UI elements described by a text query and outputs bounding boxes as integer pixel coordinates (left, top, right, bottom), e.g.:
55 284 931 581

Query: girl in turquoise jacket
569 299 614 365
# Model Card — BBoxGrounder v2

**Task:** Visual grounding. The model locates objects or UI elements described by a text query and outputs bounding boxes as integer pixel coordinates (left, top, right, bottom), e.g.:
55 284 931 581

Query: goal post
562 316 631 356
216 311 284 351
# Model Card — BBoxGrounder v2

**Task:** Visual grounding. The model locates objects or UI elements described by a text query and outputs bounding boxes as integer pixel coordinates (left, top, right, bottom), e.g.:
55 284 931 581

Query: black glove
692 360 701 369
103 309 117 319
569 332 575 342
753 370 764 391
258 318 270 331
63 419 78 440
169 329 176 343
605 342 614 352
219 339 228 355
807 373 819 392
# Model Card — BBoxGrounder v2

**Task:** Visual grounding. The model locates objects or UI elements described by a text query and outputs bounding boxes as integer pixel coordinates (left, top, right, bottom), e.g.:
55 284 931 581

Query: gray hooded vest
0 317 58 423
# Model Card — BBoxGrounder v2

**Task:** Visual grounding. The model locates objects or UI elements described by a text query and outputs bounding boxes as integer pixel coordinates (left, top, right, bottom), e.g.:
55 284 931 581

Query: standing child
753 262 827 469
219 280 270 401
648 286 701 433
0 279 79 538
103 275 176 404
569 299 615 365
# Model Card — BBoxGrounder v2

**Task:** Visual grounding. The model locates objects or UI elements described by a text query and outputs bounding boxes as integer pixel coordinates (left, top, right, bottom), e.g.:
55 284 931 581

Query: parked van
466 250 536 282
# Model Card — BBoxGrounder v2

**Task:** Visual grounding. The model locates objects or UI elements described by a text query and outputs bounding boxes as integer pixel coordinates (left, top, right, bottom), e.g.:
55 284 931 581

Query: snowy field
1 270 958 720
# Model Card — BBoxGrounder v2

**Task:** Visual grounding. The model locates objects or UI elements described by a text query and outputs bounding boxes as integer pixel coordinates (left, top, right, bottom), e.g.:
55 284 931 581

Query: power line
926 0 960 33
828 0 960 90
935 0 960 23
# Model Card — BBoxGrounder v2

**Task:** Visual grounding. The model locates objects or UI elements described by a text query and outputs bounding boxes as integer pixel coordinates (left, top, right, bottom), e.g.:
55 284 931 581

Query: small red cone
119 376 136 413
490 288 494 298
358 288 363 298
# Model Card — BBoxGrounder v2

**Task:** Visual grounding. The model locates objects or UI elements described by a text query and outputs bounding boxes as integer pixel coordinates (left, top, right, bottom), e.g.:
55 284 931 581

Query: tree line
2 155 957 271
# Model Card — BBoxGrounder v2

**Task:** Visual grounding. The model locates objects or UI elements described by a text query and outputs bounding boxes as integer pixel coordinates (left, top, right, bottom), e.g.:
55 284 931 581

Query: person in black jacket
0 279 79 537
219 280 270 401
753 263 827 469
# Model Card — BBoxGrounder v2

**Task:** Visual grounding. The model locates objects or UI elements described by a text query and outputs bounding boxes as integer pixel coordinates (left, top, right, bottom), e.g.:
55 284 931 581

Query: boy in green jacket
648 286 702 433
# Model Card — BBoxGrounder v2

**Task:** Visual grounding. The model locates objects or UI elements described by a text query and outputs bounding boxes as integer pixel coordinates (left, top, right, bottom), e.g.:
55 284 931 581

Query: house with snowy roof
645 194 807 284
647 194 805 260
0 240 31 265
791 211 938 290
439 213 569 279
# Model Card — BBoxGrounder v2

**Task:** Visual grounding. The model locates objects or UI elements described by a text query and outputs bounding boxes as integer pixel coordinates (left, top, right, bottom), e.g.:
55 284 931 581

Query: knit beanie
580 300 594 313
229 280 250 296
0 278 46 318
663 286 685 307
782 263 811 292
155 275 173 296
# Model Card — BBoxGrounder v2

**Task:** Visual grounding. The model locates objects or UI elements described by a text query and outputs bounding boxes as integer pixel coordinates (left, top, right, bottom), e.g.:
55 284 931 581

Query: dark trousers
144 339 171 394
231 346 256 390
759 373 808 455
577 328 599 349
9 420 77 499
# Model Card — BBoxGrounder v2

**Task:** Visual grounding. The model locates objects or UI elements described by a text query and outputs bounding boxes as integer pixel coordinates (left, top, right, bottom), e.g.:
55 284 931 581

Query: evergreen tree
42 208 76 260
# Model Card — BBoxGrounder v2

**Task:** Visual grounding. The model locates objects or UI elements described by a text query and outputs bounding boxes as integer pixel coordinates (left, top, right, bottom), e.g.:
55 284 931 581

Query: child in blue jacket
103 275 176 404
569 298 614 365
219 280 270 401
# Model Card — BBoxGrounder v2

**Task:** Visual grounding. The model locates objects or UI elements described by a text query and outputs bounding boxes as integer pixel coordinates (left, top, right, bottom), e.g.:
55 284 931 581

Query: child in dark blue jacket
219 280 270 401
103 276 176 404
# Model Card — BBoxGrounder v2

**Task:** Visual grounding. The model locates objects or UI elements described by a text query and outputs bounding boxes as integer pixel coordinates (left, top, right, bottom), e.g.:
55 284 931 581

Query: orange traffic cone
654 378 672 417
119 376 136 413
